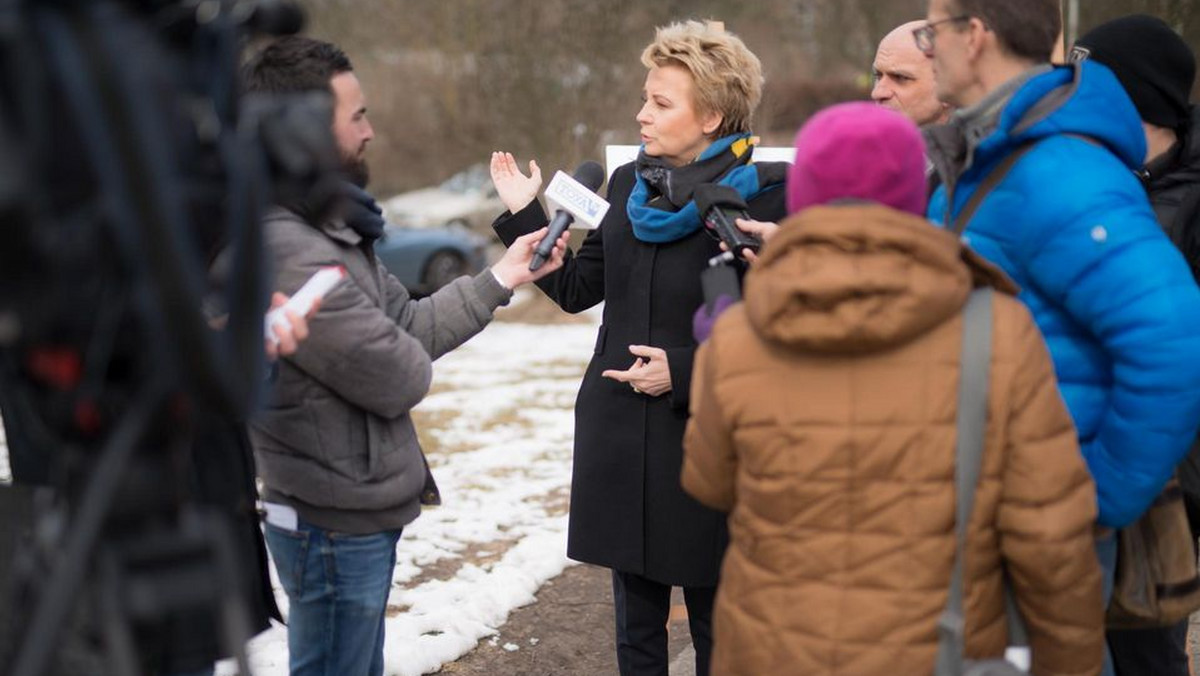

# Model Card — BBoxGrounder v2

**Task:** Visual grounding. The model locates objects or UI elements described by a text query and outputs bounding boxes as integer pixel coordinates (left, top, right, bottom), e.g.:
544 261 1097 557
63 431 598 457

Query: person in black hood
1071 14 1200 676
1072 15 1200 279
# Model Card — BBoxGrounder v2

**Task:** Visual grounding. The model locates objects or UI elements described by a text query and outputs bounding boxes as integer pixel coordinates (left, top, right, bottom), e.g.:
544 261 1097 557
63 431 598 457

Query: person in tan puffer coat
682 102 1104 676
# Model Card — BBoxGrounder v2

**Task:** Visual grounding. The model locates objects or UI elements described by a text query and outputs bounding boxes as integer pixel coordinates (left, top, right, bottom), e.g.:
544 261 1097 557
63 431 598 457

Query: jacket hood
984 61 1146 170
743 204 1015 354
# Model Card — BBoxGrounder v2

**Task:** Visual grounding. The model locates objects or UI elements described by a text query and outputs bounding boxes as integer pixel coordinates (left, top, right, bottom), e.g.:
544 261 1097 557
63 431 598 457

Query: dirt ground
434 560 1200 676
435 557 1200 676
433 563 696 676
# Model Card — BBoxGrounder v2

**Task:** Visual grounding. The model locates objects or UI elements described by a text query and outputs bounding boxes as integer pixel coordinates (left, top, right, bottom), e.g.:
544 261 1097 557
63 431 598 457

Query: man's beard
343 153 370 188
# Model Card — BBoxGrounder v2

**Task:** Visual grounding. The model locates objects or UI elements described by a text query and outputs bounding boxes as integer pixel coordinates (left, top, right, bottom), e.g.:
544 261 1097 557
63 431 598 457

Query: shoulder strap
950 134 1103 235
954 287 993 544
950 146 1037 235
934 287 994 675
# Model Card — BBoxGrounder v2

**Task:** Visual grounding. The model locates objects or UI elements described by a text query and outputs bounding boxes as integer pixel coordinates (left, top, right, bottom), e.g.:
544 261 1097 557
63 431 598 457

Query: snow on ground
221 312 598 676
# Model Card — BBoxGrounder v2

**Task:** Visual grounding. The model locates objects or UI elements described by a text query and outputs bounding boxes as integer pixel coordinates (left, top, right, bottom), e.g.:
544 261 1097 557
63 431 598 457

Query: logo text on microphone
544 170 610 229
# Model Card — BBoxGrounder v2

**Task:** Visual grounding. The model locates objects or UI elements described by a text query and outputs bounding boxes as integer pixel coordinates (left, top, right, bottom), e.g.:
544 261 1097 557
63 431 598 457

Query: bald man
871 20 951 126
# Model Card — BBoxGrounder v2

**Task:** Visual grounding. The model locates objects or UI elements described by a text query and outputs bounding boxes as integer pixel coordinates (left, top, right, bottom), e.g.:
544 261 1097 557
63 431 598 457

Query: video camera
0 1 340 674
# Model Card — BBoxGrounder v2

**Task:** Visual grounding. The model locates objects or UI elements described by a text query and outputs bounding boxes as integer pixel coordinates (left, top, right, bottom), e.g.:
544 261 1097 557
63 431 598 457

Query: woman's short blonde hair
640 20 764 139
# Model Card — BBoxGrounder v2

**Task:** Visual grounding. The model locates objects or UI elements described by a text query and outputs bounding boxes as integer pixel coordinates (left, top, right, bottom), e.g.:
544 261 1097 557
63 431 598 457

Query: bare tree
292 0 1200 194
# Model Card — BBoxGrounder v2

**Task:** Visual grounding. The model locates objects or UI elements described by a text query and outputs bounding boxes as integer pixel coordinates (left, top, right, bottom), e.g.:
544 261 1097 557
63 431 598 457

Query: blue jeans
1097 531 1118 676
265 519 402 676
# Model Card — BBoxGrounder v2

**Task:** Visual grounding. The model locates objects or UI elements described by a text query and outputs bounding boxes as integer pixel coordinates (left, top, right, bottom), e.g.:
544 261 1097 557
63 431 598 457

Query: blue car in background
374 224 488 297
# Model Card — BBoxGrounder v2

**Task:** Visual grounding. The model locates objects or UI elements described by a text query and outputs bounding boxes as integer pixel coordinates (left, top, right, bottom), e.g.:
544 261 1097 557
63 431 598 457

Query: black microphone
693 183 761 260
530 161 606 272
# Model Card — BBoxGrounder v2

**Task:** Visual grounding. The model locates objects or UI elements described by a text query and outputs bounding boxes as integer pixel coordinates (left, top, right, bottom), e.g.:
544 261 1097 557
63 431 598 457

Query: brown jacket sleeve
995 301 1104 676
682 334 737 512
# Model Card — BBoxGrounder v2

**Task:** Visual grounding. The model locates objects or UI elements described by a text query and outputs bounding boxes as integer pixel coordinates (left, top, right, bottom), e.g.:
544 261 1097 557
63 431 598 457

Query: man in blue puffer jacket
921 0 1200 536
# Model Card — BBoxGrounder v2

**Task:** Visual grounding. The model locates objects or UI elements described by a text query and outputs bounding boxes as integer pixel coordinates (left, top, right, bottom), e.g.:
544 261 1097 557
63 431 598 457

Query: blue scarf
628 133 775 244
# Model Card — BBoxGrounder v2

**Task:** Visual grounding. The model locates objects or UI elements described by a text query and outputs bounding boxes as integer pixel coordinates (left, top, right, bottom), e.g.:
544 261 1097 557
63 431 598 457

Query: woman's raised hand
490 151 543 215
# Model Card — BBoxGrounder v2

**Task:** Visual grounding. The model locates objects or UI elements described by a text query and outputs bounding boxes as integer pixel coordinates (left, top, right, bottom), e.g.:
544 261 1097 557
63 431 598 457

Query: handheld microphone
693 183 761 260
530 161 608 271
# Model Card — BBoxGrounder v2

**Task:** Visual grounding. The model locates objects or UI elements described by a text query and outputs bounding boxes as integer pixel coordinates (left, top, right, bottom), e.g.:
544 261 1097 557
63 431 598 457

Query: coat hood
743 204 1015 353
983 61 1146 171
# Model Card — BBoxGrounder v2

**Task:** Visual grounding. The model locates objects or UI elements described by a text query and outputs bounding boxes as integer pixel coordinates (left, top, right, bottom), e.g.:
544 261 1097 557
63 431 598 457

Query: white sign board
604 145 796 178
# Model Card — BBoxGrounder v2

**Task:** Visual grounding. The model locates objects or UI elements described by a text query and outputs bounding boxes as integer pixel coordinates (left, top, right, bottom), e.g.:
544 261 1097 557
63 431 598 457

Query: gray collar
953 65 1052 153
924 64 1053 199
265 205 365 247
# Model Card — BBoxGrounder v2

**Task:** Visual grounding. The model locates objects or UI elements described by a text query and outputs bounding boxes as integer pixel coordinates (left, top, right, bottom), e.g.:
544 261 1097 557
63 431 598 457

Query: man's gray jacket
250 207 510 534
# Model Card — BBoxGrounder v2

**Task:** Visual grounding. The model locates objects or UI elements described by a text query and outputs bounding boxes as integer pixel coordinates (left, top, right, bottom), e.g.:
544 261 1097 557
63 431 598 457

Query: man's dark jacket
1144 105 1200 530
1144 106 1200 281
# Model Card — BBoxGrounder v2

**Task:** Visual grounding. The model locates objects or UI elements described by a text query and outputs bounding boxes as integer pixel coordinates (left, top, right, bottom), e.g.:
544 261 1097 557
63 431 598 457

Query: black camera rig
0 1 339 674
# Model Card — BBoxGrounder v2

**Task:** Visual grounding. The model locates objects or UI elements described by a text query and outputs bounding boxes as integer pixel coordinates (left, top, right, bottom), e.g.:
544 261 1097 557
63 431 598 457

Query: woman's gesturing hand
490 151 543 215
601 345 673 397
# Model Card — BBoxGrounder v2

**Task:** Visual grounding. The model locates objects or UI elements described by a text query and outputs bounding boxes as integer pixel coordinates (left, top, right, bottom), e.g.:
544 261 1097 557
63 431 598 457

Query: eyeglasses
912 15 972 55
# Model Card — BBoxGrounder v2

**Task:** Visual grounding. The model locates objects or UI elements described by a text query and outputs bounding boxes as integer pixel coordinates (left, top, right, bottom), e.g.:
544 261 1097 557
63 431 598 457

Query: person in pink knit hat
681 101 1104 675
693 101 929 342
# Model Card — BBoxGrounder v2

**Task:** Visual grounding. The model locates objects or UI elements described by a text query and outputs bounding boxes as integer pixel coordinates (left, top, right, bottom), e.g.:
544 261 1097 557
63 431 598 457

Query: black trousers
611 569 715 676
1107 619 1189 676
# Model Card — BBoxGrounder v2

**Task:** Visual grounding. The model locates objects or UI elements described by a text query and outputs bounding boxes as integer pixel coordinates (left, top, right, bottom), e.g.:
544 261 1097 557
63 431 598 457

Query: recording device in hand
0 2 333 675
264 266 345 345
529 160 607 272
693 183 761 260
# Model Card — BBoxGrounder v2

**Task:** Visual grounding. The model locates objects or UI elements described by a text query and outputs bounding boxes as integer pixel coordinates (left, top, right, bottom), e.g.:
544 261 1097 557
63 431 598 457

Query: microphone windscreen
693 183 748 216
572 161 606 192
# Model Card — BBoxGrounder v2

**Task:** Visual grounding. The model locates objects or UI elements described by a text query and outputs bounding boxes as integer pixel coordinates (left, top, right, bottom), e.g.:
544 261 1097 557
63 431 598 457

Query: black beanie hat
1073 14 1195 131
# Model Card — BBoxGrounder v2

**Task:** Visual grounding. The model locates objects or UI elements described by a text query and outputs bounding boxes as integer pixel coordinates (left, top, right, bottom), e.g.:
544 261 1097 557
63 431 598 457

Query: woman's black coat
494 161 786 586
